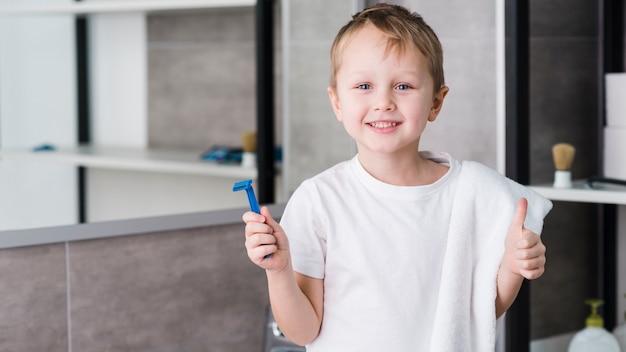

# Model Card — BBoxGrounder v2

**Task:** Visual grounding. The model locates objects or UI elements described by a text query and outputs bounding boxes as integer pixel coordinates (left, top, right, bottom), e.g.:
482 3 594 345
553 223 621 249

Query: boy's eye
396 84 411 90
357 83 371 90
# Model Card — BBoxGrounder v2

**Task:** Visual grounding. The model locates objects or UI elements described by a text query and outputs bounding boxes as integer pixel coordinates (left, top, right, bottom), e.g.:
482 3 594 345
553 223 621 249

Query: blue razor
233 179 270 258
232 179 260 214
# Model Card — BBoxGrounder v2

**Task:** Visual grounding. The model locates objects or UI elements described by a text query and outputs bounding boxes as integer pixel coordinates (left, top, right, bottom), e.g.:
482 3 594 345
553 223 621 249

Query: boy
243 3 552 351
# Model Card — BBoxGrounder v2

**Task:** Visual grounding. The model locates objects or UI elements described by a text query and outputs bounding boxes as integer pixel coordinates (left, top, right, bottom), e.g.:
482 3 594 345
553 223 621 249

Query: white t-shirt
280 151 460 351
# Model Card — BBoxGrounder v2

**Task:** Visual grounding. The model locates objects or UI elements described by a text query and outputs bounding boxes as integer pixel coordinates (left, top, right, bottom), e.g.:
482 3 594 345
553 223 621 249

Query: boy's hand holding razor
243 207 291 272
233 179 290 271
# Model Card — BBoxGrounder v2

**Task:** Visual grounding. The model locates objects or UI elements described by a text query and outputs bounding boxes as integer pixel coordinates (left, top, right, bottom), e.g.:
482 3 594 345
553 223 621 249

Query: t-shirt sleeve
279 181 327 279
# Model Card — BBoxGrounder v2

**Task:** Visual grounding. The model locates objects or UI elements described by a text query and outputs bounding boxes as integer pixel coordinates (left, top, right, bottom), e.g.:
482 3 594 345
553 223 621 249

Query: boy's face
328 24 448 158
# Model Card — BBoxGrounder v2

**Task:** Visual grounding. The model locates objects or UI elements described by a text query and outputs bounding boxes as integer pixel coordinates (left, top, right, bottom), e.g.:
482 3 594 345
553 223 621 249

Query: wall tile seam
65 241 72 352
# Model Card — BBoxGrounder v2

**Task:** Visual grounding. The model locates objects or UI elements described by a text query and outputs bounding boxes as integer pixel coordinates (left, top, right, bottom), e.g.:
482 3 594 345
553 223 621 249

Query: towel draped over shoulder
430 160 552 351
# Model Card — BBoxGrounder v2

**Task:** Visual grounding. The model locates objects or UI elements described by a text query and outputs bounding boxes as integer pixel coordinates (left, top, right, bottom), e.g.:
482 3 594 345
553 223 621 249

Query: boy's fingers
259 206 289 248
517 229 539 249
511 198 528 231
260 206 273 221
260 206 281 231
242 210 265 224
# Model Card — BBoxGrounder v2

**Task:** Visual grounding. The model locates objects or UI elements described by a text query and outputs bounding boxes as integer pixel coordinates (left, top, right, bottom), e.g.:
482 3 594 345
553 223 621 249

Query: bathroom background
0 0 624 350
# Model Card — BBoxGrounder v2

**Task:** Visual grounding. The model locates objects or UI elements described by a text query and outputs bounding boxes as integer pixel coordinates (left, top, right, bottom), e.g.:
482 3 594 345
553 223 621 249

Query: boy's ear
428 86 449 122
328 87 343 122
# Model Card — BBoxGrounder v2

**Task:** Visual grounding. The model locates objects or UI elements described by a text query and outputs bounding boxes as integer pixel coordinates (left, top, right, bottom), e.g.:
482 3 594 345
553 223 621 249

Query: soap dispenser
568 299 620 352
614 294 626 351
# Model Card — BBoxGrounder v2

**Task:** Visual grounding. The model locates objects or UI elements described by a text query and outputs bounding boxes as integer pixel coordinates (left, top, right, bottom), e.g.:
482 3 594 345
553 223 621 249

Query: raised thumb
512 198 528 230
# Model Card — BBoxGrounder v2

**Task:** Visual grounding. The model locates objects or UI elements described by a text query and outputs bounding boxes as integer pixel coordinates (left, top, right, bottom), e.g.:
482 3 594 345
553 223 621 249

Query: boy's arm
496 198 547 318
267 270 324 345
243 207 323 345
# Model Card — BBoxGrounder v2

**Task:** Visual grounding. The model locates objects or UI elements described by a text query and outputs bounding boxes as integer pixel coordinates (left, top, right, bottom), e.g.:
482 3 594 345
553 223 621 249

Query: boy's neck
357 151 449 186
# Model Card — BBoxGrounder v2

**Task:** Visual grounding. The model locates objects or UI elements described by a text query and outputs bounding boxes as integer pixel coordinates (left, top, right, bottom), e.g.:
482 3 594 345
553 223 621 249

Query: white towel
429 161 553 351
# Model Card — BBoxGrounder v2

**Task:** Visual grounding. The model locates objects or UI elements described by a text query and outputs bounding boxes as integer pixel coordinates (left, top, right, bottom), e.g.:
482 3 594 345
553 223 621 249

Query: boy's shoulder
296 158 355 191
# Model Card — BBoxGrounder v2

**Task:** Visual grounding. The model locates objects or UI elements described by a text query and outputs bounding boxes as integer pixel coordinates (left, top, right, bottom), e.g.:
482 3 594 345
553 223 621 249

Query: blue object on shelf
32 144 56 152
200 145 243 164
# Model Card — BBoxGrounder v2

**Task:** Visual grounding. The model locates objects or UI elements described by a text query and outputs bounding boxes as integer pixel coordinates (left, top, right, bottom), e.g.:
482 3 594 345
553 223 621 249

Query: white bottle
613 294 626 351
568 299 620 352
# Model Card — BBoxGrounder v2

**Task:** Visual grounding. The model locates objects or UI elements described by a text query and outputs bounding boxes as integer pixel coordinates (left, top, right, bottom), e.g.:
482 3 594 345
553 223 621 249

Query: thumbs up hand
503 198 547 280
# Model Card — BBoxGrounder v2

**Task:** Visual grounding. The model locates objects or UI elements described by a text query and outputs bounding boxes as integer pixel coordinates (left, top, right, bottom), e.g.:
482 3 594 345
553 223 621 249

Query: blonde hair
329 3 445 94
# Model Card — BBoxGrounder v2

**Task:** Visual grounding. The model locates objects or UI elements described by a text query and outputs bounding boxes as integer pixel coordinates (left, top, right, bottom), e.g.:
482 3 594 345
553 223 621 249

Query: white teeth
369 121 398 128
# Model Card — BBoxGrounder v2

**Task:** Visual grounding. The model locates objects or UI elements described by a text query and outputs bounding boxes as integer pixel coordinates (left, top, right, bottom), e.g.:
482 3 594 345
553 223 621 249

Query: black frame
256 0 276 205
75 6 89 224
504 1 531 351
598 0 624 332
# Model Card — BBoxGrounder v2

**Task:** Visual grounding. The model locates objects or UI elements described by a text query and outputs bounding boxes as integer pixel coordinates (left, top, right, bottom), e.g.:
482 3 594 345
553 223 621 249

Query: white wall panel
89 11 147 147
0 1 77 230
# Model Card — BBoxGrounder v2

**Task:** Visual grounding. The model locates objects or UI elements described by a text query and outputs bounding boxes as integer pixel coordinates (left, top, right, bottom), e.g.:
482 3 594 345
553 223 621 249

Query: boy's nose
372 89 396 111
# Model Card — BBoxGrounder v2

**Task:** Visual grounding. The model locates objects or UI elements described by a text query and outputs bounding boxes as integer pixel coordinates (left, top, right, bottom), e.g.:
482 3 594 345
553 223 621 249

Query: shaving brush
241 131 257 168
552 143 576 188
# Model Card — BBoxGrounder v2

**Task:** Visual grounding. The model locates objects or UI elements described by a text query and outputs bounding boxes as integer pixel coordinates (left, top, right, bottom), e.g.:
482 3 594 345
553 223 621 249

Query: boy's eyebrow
343 69 424 77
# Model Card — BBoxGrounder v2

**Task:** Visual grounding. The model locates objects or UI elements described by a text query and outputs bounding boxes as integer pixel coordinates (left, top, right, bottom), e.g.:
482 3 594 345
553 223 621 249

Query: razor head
232 179 253 192
232 179 260 214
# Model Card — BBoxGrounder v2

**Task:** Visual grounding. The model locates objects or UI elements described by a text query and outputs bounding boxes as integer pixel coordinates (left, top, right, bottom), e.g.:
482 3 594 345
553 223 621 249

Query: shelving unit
532 181 624 347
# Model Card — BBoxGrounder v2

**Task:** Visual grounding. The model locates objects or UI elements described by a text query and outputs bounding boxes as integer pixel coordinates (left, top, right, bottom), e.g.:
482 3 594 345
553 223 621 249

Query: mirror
0 3 279 231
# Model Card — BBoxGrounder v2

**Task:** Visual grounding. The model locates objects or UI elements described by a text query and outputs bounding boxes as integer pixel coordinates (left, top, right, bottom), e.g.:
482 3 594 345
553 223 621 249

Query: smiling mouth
367 121 399 128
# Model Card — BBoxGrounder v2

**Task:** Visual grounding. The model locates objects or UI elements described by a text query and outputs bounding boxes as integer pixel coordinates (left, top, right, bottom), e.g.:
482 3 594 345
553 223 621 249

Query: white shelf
0 145 258 179
531 181 626 205
0 0 255 16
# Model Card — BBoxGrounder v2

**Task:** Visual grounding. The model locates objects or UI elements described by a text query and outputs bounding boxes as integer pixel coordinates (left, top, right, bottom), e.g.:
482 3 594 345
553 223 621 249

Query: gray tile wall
398 0 500 169
147 6 282 152
0 244 68 351
282 0 356 194
0 224 268 351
